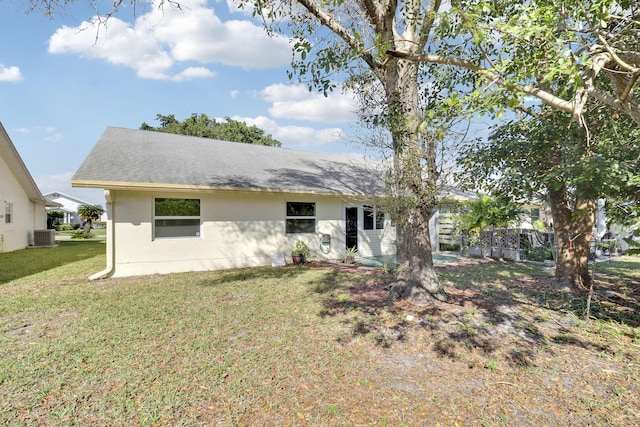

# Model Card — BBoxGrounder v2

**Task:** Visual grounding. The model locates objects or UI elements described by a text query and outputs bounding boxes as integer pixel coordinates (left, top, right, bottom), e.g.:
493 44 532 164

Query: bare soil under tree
301 257 640 425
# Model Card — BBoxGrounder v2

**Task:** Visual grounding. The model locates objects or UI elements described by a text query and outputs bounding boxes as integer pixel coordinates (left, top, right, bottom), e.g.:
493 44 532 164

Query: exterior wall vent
33 229 56 246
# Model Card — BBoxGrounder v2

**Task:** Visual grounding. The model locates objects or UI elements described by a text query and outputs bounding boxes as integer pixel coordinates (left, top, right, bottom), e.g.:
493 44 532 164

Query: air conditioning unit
33 229 56 246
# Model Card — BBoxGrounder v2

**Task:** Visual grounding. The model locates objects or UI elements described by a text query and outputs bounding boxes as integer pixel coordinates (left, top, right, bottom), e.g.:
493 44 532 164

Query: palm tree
77 204 104 235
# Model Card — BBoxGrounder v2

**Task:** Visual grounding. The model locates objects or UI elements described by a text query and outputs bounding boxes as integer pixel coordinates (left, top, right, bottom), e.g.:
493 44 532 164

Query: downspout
89 190 115 280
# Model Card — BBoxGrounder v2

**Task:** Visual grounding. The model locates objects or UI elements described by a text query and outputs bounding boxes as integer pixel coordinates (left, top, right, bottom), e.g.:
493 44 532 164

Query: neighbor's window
286 202 316 234
363 205 385 230
154 198 201 238
4 201 12 224
530 208 541 222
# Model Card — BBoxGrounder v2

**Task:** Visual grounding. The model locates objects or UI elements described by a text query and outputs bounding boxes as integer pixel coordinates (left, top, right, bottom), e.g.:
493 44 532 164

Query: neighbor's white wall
108 190 372 278
354 209 397 258
45 195 84 224
0 155 40 252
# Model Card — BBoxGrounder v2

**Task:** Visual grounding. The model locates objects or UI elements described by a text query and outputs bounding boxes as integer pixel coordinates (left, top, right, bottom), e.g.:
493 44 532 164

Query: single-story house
43 191 107 224
0 122 51 252
72 127 396 279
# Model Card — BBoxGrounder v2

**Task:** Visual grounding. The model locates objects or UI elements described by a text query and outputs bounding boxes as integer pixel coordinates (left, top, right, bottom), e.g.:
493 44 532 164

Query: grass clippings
1 243 639 426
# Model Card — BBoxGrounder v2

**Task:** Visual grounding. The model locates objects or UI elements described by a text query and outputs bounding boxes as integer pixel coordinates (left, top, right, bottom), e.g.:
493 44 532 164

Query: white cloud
48 0 291 80
230 89 239 98
0 64 23 82
43 132 63 143
226 0 249 14
30 127 63 143
261 83 357 123
10 126 62 141
49 17 177 80
232 115 344 147
171 67 216 81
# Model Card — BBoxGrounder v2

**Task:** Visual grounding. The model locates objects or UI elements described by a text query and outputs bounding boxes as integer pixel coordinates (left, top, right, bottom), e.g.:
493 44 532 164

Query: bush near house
55 223 81 231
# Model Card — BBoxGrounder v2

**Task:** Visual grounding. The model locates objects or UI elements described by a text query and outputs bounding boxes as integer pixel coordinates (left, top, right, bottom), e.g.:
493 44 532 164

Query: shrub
292 240 310 257
47 210 64 229
522 246 554 262
440 243 461 251
56 223 80 231
71 229 95 239
532 219 546 232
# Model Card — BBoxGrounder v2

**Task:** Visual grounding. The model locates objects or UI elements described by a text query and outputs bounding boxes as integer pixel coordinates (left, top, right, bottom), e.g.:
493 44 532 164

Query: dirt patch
2 310 80 341
314 260 640 426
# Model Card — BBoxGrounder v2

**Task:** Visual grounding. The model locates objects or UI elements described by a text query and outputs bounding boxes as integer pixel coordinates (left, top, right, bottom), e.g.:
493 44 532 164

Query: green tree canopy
140 114 281 147
46 210 64 229
457 195 524 232
387 1 640 125
77 204 105 234
77 204 104 221
458 104 640 289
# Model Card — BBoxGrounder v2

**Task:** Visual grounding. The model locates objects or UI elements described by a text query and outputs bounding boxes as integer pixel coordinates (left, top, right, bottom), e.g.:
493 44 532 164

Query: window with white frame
4 201 12 224
363 205 385 230
154 198 201 238
286 202 316 234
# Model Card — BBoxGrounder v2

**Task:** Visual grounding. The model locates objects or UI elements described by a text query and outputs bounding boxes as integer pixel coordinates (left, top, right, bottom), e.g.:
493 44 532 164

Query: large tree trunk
383 54 448 304
548 185 595 291
390 203 447 304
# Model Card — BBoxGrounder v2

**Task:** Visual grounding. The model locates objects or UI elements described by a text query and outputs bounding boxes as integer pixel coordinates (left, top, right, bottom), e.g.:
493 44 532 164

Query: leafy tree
386 1 640 125
457 194 524 255
141 114 281 147
458 194 524 232
77 204 105 235
623 228 640 255
236 0 468 304
458 105 640 290
46 210 64 229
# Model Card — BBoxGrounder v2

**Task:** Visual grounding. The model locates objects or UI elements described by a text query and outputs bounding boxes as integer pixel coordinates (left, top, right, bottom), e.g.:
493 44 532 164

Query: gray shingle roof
72 127 386 196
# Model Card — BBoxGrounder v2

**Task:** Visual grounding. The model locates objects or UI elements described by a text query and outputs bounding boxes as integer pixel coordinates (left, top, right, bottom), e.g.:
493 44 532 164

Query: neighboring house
43 191 106 224
432 187 553 250
72 127 396 279
0 122 51 252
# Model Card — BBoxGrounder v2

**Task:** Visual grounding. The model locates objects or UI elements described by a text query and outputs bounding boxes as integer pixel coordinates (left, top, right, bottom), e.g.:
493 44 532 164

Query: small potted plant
344 246 357 264
291 240 310 265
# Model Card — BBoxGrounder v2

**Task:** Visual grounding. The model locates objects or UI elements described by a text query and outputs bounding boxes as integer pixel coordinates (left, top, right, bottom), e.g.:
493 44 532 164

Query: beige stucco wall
106 189 396 278
0 155 46 252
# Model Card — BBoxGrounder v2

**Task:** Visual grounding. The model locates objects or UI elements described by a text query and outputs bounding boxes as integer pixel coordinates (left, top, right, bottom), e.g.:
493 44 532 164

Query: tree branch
386 49 575 114
297 0 377 68
418 0 441 48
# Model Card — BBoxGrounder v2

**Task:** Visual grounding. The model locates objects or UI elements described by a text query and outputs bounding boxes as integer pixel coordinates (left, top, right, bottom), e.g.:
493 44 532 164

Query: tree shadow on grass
316 260 639 367
0 240 105 284
198 265 309 287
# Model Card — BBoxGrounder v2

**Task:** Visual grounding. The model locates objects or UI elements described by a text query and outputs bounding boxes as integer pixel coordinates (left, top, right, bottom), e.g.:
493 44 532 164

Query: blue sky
0 0 362 205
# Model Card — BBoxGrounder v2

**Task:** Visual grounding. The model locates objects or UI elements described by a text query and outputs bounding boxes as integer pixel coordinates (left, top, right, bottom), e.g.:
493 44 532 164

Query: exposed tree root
388 279 448 306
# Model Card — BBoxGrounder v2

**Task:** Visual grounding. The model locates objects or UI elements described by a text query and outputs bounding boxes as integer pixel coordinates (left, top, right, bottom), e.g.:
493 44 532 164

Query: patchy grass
1 245 639 425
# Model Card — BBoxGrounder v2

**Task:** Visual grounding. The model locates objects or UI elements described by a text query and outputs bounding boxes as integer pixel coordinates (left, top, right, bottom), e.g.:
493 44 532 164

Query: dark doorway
345 207 358 251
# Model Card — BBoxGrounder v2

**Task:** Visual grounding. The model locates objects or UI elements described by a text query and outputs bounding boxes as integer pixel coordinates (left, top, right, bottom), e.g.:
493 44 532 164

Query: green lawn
0 243 374 425
1 243 638 426
55 228 107 238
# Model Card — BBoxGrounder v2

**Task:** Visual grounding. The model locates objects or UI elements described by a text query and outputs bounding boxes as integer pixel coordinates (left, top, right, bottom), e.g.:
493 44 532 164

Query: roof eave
71 180 384 198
